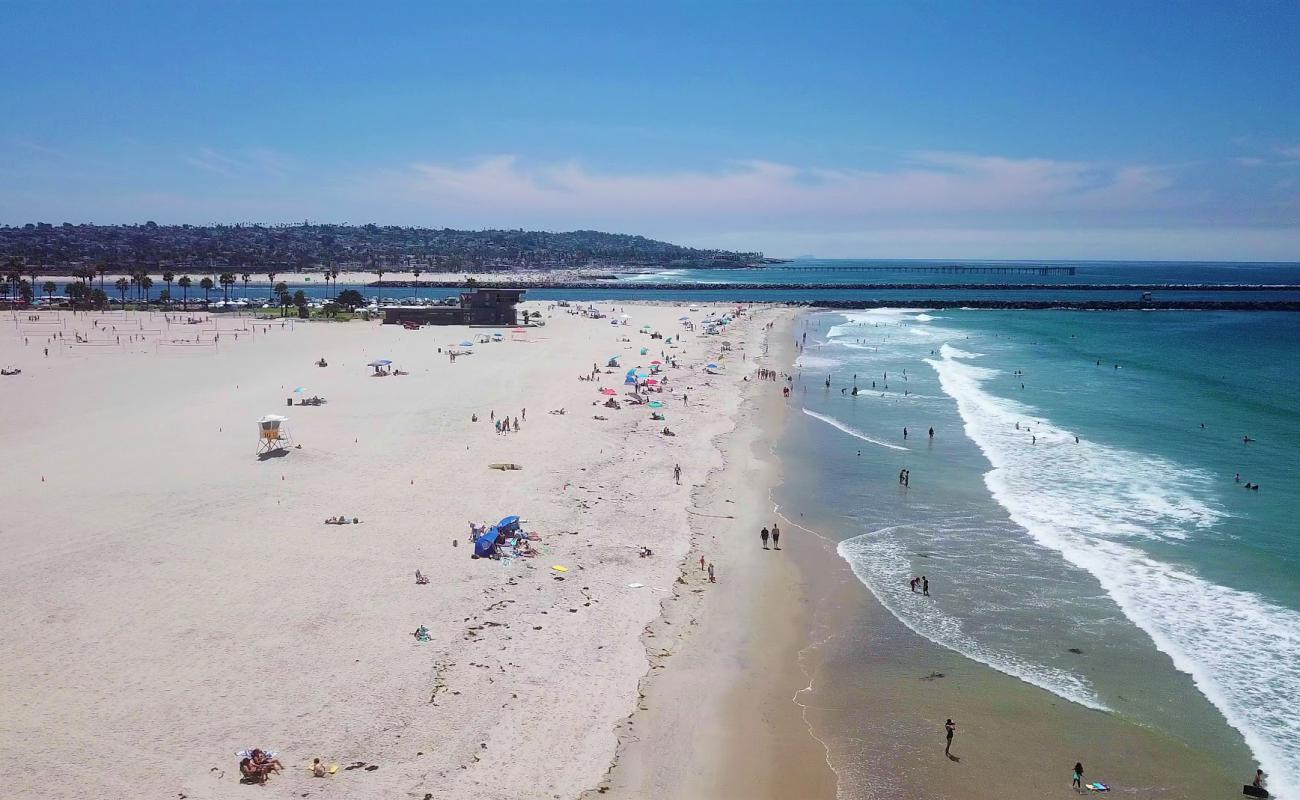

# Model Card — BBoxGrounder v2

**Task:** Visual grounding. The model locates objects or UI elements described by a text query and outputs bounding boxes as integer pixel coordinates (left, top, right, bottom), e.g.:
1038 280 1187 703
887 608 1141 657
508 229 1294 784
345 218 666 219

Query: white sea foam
801 408 909 451
794 355 842 370
826 308 936 338
928 349 1300 798
838 533 1106 709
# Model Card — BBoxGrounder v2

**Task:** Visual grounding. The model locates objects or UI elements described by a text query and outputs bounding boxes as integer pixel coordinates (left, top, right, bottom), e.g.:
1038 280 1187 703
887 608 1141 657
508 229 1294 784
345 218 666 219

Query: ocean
777 307 1300 796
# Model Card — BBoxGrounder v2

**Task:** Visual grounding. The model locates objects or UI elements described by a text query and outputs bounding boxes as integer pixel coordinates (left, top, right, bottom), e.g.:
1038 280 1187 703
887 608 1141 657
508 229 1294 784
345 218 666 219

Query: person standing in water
922 575 929 596
903 427 908 440
928 426 934 439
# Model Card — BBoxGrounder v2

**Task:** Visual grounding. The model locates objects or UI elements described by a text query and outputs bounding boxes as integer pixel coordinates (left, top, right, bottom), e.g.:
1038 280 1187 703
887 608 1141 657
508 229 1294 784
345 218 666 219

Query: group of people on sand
755 368 781 381
698 554 716 583
238 749 283 784
324 515 359 525
759 523 781 550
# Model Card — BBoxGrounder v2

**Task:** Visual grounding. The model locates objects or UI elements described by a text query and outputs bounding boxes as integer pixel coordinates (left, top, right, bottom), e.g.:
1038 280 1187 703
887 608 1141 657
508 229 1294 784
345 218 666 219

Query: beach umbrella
648 401 664 408
293 387 307 393
650 360 662 365
679 316 689 320
498 515 520 529
601 388 617 395
460 340 474 347
706 363 719 369
367 359 392 367
646 379 659 385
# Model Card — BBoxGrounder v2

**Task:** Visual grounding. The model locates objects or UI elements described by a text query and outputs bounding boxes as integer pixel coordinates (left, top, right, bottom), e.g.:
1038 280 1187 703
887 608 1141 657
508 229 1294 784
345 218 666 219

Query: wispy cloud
378 151 1178 221
183 147 288 178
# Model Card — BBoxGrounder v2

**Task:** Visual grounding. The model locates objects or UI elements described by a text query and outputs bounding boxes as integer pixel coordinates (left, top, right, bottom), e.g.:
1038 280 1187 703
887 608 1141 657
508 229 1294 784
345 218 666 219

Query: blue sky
3 1 1298 259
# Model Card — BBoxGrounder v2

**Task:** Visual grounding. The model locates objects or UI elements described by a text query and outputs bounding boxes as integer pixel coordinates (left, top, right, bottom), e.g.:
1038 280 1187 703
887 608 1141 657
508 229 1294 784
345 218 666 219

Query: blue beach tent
474 526 501 558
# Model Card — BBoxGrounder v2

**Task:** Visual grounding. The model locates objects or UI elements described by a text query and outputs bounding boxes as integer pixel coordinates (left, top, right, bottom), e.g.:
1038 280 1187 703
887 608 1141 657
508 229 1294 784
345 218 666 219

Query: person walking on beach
674 463 682 485
760 526 770 549
922 576 929 596
1072 762 1084 790
944 719 956 756
708 562 716 583
771 523 781 550
700 555 706 572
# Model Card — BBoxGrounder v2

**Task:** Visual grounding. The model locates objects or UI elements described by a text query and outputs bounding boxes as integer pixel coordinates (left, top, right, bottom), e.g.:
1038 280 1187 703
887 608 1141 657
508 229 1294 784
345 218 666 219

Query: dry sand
0 301 764 799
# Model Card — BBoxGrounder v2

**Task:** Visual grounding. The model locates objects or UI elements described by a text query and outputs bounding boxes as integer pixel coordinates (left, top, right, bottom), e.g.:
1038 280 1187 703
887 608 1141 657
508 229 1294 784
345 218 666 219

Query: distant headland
0 222 770 273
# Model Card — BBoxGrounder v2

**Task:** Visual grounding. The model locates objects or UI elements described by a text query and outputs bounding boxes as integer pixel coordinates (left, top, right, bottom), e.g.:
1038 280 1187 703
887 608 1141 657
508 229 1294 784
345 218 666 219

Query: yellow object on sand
306 762 339 775
552 565 568 572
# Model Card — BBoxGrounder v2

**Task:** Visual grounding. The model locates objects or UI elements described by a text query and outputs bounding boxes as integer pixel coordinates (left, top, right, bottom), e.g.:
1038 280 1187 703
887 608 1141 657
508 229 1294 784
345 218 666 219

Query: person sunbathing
239 757 266 783
662 427 676 436
415 569 429 584
250 749 282 776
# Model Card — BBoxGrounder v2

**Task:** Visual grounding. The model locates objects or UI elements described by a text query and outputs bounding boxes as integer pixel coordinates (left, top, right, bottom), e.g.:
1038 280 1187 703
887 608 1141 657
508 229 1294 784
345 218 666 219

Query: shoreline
592 308 839 799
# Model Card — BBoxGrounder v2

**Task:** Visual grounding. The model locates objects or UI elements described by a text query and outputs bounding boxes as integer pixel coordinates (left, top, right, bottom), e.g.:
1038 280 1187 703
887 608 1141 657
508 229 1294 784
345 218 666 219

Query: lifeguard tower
257 414 292 455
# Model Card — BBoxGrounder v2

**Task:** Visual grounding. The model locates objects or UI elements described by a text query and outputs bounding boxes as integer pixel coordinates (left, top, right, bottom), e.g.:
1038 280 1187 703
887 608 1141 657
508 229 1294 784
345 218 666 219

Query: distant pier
784 264 1077 275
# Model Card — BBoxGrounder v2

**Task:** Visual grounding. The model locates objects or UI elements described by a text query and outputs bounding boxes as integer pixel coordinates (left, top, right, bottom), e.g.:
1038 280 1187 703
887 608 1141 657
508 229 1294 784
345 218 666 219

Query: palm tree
374 266 386 306
275 282 289 317
140 276 153 305
266 271 277 301
329 268 339 300
199 276 214 306
97 263 108 291
412 267 422 301
219 272 235 303
42 281 56 302
241 272 251 299
162 271 175 308
178 276 192 310
115 277 129 307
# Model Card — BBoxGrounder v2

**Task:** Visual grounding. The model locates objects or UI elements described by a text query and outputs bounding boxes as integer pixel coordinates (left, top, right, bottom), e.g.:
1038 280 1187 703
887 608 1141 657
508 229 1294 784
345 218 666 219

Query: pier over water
785 264 1077 275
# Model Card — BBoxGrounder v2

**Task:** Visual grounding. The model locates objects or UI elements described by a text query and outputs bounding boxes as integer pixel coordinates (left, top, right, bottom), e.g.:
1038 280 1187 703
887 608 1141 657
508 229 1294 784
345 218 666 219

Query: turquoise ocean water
781 308 1300 795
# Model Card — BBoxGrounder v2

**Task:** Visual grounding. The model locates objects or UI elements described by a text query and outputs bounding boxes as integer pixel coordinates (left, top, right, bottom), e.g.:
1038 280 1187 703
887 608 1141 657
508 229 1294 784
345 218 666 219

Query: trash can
286 397 293 406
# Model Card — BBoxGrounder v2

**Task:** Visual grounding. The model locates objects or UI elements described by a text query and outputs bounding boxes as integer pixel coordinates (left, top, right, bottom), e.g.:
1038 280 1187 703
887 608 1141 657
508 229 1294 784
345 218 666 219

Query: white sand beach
0 301 772 799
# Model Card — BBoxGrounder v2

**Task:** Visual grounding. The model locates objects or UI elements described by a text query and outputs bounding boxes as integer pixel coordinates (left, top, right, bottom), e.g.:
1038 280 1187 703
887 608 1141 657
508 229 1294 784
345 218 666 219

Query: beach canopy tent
368 359 392 374
625 369 638 385
256 414 291 454
474 526 501 558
